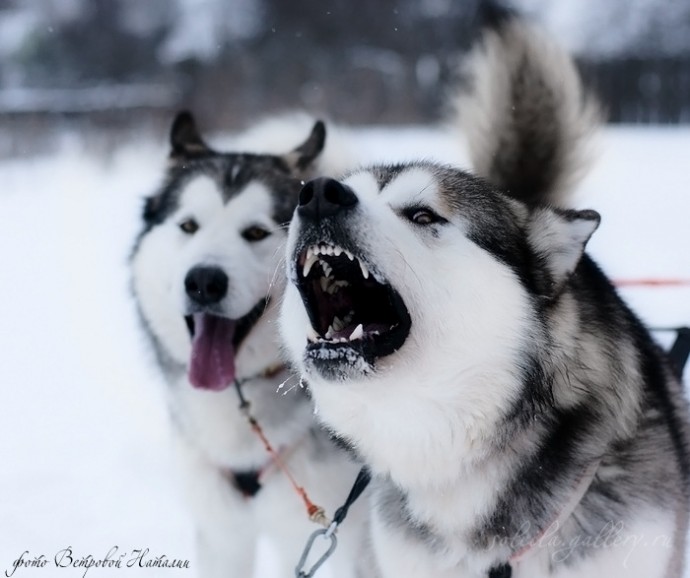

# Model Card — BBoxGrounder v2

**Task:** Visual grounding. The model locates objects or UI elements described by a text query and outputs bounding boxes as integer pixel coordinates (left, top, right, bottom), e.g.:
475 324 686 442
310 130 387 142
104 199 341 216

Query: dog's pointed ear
169 111 210 158
283 120 326 173
528 207 600 298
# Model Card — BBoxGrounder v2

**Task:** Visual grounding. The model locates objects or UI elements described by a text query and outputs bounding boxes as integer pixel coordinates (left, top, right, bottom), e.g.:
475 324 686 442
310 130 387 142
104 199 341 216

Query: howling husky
280 17 690 578
130 113 364 577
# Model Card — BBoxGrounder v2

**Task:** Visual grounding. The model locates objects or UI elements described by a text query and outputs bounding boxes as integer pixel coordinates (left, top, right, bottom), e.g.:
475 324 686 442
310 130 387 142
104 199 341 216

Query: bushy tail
451 12 602 206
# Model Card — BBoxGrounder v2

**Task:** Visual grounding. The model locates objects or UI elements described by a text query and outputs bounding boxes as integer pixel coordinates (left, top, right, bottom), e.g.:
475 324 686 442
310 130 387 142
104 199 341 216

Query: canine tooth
307 327 319 342
322 262 333 278
358 259 370 279
303 253 319 277
345 250 354 261
334 246 342 256
349 324 364 341
325 325 335 339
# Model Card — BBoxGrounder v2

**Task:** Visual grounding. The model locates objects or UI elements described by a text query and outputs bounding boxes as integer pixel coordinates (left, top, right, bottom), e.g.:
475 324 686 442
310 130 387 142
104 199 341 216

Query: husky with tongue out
130 112 365 578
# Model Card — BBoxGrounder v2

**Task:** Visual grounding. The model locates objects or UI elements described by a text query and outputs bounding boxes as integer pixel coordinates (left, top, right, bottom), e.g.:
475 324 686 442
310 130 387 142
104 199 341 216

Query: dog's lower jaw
304 345 375 382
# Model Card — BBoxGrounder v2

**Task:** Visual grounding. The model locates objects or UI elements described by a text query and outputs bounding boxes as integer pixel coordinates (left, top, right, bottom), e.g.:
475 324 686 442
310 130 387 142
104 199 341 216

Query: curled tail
452 13 602 206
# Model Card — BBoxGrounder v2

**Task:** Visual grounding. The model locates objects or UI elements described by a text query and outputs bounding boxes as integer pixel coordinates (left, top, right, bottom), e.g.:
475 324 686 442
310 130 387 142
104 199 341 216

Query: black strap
488 563 512 578
230 470 262 497
332 466 371 526
294 467 371 578
668 327 690 379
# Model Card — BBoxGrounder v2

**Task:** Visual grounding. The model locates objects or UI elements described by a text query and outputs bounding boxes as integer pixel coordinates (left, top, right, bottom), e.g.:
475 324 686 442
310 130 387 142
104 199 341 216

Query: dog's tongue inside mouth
188 313 237 390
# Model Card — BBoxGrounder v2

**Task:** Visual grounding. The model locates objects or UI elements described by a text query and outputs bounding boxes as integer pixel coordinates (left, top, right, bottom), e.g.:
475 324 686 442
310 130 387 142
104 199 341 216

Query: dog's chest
373 464 514 573
167 375 272 468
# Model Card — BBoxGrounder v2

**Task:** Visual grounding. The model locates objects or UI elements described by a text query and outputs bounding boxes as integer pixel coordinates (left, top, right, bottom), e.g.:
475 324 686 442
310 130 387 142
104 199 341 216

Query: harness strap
295 467 371 578
510 458 600 564
484 458 600 577
331 467 371 527
488 564 512 578
668 327 690 379
229 469 262 497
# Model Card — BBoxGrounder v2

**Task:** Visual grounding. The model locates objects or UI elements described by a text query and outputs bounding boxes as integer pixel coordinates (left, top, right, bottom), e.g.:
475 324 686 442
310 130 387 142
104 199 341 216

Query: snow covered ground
0 125 688 578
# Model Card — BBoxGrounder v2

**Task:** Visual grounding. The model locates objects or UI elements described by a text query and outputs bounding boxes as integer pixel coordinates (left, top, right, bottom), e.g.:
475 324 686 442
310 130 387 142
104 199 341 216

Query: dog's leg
174 432 257 578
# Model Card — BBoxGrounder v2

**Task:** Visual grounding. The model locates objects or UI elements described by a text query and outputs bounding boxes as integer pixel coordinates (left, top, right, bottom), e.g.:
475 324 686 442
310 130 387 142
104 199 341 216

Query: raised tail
452 13 602 206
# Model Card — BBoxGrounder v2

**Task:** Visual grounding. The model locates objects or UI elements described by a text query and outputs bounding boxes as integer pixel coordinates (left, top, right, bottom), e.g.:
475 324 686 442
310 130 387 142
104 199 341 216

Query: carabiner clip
295 527 338 578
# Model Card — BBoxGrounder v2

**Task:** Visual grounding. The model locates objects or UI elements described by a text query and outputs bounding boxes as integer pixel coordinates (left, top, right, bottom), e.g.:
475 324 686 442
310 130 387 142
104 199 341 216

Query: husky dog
280 18 690 578
130 113 364 578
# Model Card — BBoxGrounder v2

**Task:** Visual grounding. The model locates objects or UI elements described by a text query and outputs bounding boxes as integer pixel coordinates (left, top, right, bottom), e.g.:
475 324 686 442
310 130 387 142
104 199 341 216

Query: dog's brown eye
407 208 443 226
242 226 272 242
179 218 199 234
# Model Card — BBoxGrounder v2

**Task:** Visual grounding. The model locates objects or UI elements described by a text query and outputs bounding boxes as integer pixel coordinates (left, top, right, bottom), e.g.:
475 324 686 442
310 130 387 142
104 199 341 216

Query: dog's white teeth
322 261 333 278
332 316 344 331
307 326 319 343
349 323 363 341
325 325 335 339
358 259 370 280
333 246 342 256
320 276 329 292
345 250 354 261
303 253 319 277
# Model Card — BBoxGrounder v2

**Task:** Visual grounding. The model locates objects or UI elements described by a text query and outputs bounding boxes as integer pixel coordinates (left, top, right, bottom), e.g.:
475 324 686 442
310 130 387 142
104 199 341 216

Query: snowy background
1 0 690 577
1 0 689 157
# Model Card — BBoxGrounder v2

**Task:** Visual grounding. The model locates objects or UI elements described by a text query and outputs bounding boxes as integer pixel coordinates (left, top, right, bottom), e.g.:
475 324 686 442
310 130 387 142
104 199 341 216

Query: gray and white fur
280 17 690 578
452 16 601 205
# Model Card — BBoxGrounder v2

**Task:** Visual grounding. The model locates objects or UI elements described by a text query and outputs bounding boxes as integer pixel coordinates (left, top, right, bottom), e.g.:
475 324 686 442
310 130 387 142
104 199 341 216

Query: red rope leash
234 372 329 527
614 278 690 288
246 413 327 524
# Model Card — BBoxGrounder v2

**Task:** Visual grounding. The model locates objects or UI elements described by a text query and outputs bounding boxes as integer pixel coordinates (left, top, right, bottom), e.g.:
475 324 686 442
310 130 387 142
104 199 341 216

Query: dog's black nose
297 177 358 221
185 266 228 305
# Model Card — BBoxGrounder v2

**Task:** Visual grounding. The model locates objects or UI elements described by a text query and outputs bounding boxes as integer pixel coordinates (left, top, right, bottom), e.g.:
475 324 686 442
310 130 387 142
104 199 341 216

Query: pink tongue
188 313 237 391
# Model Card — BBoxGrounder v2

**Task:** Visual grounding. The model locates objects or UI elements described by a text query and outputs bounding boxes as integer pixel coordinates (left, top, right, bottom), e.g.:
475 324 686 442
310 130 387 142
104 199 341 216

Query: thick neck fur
311 330 521 491
307 260 657 561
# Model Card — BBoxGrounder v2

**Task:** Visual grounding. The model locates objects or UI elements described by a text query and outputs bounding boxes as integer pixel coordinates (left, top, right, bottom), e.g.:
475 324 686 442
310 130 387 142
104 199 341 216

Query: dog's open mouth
184 298 267 390
295 243 411 364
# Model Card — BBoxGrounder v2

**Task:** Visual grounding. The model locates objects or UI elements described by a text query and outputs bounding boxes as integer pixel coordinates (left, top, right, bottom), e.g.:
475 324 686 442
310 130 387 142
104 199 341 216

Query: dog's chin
292 241 411 383
303 339 398 382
